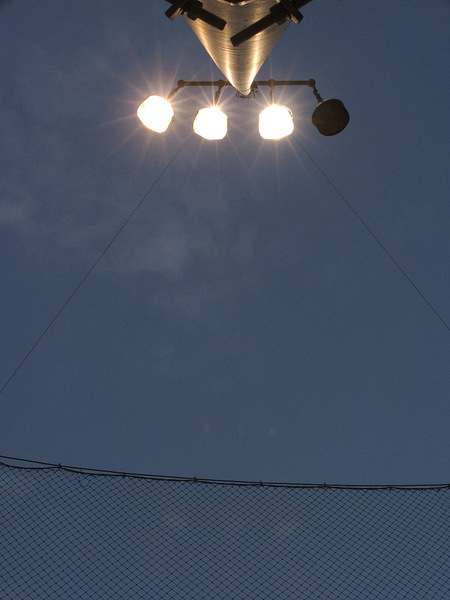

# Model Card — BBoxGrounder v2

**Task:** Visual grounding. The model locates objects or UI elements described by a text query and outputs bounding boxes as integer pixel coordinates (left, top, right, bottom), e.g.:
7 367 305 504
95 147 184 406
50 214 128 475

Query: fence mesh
1 459 449 600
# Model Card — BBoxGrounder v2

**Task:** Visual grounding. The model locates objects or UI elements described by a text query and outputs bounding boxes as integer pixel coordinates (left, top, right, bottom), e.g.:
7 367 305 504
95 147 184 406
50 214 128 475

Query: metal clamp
230 0 313 47
164 0 227 31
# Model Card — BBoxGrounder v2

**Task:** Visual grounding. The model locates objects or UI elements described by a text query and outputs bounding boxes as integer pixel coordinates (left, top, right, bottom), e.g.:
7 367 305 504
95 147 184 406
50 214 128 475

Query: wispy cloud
0 16 301 324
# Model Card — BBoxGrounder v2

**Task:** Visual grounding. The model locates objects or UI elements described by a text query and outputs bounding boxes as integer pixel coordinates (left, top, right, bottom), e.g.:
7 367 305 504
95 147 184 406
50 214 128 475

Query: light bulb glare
193 106 228 140
137 95 174 133
259 105 294 140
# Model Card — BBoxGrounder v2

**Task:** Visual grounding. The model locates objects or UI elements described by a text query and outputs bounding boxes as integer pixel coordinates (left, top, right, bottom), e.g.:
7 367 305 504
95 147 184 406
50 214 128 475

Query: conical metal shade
184 0 291 96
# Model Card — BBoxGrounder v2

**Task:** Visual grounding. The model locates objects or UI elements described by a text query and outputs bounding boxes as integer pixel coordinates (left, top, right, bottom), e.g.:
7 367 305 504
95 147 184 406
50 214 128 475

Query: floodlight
137 95 174 133
312 99 349 136
137 79 350 140
193 106 229 140
258 105 294 140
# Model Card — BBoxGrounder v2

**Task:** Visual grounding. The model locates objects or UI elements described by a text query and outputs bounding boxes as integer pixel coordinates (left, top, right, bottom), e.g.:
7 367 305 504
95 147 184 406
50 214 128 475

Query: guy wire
0 134 192 397
293 136 450 333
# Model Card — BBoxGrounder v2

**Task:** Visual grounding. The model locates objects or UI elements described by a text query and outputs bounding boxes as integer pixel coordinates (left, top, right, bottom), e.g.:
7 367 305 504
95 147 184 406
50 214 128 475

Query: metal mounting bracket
164 0 226 31
230 0 313 47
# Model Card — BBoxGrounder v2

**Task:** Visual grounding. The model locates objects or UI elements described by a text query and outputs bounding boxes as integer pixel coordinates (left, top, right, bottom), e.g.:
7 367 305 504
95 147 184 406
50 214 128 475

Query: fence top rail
1 455 449 490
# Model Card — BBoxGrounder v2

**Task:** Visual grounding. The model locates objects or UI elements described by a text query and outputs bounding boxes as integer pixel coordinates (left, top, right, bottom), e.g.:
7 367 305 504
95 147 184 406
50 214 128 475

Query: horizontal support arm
168 78 321 100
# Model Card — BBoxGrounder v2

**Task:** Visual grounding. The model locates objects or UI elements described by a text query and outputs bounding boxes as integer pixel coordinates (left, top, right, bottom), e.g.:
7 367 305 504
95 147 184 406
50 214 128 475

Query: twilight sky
1 0 449 484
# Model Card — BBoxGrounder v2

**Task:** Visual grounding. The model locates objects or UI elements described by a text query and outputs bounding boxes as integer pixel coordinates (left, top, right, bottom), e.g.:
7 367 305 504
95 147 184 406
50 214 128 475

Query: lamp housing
259 104 294 140
312 99 349 136
193 106 229 140
137 95 175 133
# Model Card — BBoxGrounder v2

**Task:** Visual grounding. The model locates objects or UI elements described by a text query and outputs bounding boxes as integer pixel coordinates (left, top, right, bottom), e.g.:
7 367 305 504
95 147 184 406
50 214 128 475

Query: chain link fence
1 458 449 599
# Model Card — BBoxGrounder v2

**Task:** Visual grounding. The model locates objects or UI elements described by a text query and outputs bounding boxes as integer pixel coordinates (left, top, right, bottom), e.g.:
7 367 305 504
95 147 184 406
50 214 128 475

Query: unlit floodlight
258 105 294 140
312 99 350 136
193 106 229 140
137 95 174 133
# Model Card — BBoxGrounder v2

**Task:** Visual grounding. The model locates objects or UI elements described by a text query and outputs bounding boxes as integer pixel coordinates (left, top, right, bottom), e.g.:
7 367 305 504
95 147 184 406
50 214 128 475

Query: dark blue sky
1 0 449 484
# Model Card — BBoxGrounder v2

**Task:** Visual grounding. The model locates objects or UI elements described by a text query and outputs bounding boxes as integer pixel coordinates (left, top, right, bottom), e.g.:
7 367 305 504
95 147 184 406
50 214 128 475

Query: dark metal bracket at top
164 0 316 42
164 0 226 31
231 0 314 47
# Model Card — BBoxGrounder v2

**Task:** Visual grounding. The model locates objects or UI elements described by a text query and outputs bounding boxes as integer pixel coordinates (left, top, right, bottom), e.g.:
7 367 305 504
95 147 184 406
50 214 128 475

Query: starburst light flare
258 105 294 140
193 106 229 140
137 95 175 133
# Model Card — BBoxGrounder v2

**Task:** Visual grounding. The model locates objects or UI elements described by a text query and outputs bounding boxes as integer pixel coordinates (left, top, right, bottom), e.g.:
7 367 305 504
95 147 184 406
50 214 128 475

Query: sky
0 0 449 485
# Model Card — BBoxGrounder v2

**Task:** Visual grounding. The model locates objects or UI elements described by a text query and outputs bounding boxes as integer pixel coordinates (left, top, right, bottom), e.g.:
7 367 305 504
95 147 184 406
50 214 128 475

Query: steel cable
0 134 192 397
293 136 450 333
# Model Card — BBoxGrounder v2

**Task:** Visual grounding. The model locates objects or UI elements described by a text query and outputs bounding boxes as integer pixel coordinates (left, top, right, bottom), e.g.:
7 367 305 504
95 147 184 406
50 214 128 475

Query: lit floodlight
193 106 229 140
259 105 294 140
312 99 349 136
137 95 174 133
